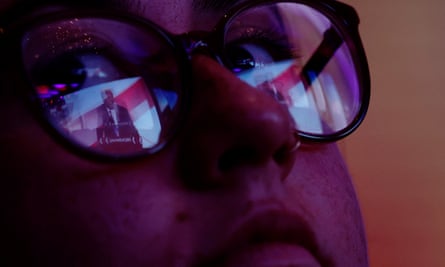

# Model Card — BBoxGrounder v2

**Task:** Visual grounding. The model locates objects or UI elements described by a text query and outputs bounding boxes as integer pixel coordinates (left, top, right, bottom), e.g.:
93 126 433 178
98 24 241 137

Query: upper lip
196 207 328 267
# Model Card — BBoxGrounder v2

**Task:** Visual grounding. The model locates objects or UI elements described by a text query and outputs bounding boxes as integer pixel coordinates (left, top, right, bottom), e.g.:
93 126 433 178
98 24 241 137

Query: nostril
218 146 258 172
274 145 293 165
274 145 289 165
273 138 301 165
218 136 300 172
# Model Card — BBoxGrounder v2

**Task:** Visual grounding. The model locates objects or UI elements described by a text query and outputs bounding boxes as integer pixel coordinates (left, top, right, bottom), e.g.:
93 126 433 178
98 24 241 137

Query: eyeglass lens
20 2 365 158
21 17 185 156
224 3 362 138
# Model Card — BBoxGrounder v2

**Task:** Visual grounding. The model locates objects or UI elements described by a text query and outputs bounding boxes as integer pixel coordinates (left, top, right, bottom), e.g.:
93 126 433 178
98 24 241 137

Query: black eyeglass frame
218 0 370 142
1 0 370 161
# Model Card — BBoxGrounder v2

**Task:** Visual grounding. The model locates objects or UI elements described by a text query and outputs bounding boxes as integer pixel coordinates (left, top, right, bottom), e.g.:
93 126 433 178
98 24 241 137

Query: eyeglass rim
5 9 194 161
2 0 371 161
214 0 370 142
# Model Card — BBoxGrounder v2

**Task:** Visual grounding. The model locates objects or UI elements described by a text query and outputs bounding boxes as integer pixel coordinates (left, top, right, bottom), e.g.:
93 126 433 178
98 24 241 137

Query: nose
177 55 300 189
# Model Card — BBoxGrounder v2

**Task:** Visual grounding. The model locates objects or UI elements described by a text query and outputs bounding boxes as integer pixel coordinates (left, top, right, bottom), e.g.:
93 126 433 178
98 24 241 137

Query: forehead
119 0 248 32
3 0 248 33
134 0 196 33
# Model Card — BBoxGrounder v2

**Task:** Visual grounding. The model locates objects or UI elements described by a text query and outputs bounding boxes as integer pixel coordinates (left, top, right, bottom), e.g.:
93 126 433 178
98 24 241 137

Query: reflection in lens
45 77 163 154
225 3 363 138
21 16 184 157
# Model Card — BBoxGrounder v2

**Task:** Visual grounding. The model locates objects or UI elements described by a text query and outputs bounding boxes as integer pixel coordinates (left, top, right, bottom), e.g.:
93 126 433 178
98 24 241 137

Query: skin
103 90 116 109
0 0 369 266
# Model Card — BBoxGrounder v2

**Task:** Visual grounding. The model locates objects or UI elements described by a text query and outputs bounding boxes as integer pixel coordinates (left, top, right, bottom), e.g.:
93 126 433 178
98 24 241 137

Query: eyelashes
225 27 302 73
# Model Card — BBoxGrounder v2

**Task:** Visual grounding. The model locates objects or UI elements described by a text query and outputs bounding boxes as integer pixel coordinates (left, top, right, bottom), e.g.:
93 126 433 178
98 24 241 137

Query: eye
226 42 275 73
225 28 300 75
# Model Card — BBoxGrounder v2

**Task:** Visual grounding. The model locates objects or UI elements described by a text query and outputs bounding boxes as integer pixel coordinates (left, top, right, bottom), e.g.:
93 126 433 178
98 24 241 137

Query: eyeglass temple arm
300 26 343 88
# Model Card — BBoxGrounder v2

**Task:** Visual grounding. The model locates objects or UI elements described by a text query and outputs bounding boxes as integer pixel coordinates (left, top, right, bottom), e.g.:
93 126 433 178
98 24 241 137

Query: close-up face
103 90 115 108
0 0 369 266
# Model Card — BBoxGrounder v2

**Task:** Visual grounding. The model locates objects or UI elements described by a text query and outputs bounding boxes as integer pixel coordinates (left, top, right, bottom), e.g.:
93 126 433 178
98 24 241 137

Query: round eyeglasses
5 0 370 160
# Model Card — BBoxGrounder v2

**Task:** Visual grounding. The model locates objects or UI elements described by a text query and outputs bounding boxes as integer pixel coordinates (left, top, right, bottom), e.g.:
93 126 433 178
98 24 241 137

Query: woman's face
0 0 368 266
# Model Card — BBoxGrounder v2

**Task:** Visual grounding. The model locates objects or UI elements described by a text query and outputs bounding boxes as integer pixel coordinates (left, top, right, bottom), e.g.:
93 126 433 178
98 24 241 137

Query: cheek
0 99 196 264
20 168 195 265
285 144 357 211
285 144 367 265
0 0 16 12
291 143 357 198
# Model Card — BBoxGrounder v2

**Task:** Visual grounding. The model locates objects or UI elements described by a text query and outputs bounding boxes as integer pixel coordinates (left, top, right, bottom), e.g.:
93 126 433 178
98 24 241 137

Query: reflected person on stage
97 89 142 153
